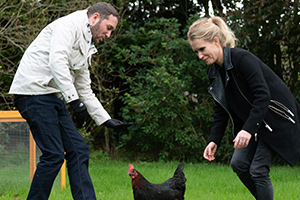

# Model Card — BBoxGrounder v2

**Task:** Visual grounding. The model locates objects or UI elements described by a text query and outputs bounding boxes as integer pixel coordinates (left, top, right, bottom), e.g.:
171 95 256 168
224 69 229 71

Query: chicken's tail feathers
173 163 187 184
174 163 185 175
178 163 185 170
171 163 186 197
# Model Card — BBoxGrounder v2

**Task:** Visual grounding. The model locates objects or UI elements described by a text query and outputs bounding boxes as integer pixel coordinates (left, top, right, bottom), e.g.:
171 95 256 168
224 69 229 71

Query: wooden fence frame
0 111 66 190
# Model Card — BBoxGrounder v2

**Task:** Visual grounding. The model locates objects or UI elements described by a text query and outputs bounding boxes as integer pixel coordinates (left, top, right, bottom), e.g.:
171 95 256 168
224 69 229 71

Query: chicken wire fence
0 121 41 176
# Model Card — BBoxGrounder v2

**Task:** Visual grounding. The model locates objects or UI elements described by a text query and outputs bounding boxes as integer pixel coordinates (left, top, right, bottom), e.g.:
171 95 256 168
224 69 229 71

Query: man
9 2 131 200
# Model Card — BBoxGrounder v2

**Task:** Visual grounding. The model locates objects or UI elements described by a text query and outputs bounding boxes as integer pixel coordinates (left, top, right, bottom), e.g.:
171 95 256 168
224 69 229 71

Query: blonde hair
187 17 237 48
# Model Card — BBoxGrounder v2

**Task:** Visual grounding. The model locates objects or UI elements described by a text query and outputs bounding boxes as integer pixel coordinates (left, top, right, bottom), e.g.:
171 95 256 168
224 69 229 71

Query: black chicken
128 163 186 200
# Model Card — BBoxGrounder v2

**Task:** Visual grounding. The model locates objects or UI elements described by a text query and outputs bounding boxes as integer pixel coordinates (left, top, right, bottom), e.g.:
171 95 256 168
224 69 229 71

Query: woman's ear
213 37 221 46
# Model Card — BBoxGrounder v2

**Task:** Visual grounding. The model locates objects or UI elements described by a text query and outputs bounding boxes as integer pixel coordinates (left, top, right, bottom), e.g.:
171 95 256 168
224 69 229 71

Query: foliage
228 0 300 100
78 126 94 149
0 0 90 109
111 16 213 162
0 1 299 164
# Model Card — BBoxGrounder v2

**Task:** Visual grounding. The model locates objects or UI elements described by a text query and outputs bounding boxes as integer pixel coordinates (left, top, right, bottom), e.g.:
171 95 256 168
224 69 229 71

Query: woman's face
189 37 223 66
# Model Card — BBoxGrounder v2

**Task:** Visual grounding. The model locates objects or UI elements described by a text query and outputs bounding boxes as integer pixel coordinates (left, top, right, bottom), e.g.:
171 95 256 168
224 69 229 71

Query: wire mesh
0 121 41 174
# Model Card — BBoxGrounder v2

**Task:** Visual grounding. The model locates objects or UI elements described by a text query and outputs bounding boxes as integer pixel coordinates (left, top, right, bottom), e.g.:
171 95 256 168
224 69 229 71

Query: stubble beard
90 19 103 44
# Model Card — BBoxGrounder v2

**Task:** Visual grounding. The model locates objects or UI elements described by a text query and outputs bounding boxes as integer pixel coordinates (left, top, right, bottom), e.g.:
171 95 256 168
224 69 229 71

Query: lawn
1 154 299 200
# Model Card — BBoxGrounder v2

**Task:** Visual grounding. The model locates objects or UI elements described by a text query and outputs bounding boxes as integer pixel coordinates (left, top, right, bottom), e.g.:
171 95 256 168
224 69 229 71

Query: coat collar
223 46 234 70
82 10 92 44
207 46 233 80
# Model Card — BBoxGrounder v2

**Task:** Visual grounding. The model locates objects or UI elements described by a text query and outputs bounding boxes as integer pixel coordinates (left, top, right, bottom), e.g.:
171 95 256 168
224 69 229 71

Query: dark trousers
230 137 275 200
14 94 96 200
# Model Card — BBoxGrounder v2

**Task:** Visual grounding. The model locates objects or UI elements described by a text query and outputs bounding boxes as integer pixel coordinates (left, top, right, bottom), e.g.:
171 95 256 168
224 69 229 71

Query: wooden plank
0 111 25 122
29 131 36 181
61 159 67 190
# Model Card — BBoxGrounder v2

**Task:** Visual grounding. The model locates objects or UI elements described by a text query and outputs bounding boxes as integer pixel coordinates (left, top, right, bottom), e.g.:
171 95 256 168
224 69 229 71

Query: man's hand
69 99 88 128
203 141 218 161
103 119 133 129
233 130 252 150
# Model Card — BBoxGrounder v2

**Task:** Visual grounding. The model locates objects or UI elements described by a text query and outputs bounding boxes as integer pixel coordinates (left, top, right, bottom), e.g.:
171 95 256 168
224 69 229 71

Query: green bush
3 1 297 164
115 17 218 162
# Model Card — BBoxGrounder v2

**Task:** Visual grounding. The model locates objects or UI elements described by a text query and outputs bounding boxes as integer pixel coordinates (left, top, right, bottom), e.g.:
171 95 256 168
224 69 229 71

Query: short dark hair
87 2 120 22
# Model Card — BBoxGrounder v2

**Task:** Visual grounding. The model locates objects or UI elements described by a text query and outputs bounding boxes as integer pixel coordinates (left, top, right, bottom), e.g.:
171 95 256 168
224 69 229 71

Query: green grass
1 158 299 200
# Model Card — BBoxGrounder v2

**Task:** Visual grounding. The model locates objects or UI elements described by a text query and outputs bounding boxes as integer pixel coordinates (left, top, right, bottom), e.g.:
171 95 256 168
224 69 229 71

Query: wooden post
61 157 66 190
29 131 36 180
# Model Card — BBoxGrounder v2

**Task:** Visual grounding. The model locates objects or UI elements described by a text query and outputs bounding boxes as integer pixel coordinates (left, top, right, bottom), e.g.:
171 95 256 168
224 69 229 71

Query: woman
187 17 300 200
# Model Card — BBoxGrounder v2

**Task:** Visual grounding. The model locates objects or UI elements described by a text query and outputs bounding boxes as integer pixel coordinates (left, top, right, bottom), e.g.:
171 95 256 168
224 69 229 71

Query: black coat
207 47 300 166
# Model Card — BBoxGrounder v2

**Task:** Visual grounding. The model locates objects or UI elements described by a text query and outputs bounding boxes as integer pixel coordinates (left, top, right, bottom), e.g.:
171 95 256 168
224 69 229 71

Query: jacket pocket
69 41 88 72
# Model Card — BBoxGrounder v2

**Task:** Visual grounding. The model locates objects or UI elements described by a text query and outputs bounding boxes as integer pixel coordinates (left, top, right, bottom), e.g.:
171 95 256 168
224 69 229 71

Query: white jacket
9 10 111 125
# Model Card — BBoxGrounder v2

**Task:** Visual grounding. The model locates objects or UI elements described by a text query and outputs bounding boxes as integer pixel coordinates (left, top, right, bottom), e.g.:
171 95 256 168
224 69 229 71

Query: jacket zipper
271 100 294 116
208 87 235 138
269 100 295 124
231 73 273 135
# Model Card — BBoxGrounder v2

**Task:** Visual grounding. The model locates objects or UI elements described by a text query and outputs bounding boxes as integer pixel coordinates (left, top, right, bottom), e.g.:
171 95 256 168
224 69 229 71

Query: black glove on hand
103 119 133 129
70 99 88 128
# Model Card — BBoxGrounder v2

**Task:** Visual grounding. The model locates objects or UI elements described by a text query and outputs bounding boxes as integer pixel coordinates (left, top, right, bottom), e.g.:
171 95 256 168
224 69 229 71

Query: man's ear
89 12 100 26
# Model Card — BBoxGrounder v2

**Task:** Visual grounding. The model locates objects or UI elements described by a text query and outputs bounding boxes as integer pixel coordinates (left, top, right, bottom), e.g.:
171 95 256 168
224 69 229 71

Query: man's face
90 14 118 44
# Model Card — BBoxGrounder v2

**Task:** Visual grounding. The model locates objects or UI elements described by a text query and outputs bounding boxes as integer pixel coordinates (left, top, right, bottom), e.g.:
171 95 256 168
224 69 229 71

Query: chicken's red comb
128 164 134 172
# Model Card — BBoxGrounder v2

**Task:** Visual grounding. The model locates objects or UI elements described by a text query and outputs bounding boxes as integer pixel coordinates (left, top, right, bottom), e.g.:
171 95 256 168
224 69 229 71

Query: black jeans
230 137 275 200
14 94 96 200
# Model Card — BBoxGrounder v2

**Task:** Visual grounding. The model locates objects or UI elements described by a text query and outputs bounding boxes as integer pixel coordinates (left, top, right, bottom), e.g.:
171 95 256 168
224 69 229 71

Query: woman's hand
233 130 252 150
203 141 218 161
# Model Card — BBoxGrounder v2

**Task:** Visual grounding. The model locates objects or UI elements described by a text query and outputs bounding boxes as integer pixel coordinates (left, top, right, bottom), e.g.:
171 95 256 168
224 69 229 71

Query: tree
228 0 299 100
1 0 298 163
0 0 87 109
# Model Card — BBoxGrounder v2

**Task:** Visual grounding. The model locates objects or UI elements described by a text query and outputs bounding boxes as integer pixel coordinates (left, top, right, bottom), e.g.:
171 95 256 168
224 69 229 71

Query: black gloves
70 99 88 128
70 99 132 130
103 119 133 129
